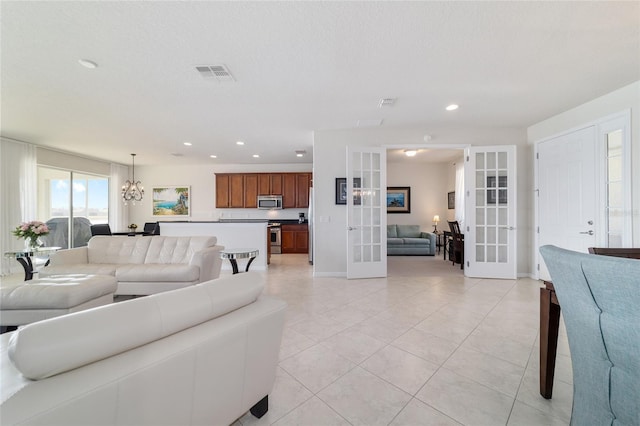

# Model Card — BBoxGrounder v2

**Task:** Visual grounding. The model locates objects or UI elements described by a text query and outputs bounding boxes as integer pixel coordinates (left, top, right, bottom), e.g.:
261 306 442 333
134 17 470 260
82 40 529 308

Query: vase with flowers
13 220 50 250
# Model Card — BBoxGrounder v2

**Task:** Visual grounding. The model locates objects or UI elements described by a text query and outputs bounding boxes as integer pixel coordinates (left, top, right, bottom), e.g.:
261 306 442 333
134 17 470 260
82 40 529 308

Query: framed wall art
335 177 361 205
387 187 411 213
152 186 190 217
448 191 455 209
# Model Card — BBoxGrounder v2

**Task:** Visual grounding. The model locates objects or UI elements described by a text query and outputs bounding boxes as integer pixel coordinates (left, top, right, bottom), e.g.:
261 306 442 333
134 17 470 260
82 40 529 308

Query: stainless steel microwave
257 195 283 209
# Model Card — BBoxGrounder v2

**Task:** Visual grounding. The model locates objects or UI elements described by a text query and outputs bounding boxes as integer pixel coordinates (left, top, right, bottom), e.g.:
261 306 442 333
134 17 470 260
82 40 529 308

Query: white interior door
537 126 597 281
346 147 387 279
464 145 517 279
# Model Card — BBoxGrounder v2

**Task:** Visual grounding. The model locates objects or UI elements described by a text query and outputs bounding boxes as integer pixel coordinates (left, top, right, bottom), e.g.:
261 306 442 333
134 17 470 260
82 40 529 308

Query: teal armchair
539 245 640 425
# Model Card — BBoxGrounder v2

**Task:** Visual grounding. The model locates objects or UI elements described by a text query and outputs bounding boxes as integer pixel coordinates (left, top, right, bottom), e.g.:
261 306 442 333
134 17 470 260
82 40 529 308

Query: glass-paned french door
465 146 517 279
347 147 387 279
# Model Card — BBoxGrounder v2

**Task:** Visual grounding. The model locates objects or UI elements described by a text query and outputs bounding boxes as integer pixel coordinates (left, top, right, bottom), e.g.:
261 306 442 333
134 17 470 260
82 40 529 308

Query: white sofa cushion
115 264 200 282
144 236 217 264
87 236 152 264
8 272 263 380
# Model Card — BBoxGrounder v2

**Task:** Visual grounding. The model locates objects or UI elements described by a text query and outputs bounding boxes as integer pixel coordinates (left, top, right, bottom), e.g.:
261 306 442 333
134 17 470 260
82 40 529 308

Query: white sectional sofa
1 272 286 426
40 235 224 296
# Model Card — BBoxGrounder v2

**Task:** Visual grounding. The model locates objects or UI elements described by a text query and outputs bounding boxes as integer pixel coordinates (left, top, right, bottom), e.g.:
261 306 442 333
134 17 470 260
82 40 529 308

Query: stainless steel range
269 223 281 254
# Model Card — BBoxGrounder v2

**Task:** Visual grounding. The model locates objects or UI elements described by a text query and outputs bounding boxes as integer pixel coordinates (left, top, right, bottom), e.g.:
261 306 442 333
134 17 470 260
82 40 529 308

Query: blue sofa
387 224 436 256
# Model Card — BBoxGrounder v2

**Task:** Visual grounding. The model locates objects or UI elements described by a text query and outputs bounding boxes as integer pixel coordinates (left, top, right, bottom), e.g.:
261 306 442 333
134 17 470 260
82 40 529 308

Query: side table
4 247 61 281
220 248 259 274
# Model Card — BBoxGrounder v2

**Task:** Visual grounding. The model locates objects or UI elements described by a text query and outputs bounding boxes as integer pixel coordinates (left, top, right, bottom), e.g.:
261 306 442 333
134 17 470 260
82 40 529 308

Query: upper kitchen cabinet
258 173 283 195
244 174 259 208
216 172 311 208
215 174 231 208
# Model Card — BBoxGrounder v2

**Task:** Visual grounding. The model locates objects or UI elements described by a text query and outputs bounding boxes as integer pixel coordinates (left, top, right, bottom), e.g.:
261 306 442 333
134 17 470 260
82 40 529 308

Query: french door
464 146 517 279
346 147 387 279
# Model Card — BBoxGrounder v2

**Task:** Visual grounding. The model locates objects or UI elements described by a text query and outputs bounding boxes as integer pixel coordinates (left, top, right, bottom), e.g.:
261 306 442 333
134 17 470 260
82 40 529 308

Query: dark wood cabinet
282 174 296 209
281 224 308 253
216 172 311 208
258 173 283 195
296 173 310 208
215 174 231 208
229 174 245 208
244 174 258 208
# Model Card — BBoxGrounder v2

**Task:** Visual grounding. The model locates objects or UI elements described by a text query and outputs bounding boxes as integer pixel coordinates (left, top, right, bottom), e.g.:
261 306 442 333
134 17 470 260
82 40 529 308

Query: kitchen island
160 221 269 272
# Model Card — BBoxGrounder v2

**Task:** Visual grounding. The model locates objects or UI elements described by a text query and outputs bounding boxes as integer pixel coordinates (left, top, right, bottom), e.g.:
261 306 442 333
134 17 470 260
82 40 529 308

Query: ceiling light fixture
404 149 418 157
252 154 260 158
446 104 459 111
236 141 245 146
78 59 98 69
295 150 306 157
121 154 144 205
210 155 217 158
183 142 192 146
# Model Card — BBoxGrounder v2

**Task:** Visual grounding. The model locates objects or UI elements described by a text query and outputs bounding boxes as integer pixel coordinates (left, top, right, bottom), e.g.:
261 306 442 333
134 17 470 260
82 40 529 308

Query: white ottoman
0 274 117 326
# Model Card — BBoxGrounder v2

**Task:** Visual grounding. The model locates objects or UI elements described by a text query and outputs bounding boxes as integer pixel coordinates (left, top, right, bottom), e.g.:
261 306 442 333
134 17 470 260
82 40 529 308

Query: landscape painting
387 187 411 213
152 186 190 217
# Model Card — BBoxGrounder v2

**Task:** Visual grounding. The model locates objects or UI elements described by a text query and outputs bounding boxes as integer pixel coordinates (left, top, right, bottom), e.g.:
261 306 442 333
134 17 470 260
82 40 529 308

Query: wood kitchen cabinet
215 174 231 207
244 174 258 208
281 224 308 254
216 172 311 208
258 173 282 195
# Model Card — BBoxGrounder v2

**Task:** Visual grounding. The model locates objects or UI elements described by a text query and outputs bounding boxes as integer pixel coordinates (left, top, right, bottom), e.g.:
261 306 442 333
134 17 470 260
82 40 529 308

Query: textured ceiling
1 1 639 166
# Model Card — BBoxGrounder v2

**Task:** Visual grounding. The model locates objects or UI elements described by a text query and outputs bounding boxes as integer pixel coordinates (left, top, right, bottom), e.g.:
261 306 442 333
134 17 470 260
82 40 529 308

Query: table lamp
433 215 440 232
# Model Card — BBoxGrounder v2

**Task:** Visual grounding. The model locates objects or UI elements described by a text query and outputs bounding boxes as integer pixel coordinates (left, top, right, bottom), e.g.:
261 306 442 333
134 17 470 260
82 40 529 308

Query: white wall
313 125 528 276
127 163 312 228
527 80 640 246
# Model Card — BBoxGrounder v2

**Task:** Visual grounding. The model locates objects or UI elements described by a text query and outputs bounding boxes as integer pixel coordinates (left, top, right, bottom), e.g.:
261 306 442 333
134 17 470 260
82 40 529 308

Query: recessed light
183 142 192 146
404 149 418 157
78 59 98 69
236 141 245 146
252 154 260 158
295 150 306 157
446 104 459 111
210 155 217 158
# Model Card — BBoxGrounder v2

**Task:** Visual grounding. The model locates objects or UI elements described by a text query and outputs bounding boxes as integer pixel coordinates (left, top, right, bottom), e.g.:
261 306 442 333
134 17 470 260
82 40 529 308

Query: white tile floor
2 253 573 425
236 254 573 426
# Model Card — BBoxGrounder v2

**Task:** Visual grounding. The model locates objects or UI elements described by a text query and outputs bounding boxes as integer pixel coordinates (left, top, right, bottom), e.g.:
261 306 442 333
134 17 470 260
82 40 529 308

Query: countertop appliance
257 195 282 210
269 222 281 254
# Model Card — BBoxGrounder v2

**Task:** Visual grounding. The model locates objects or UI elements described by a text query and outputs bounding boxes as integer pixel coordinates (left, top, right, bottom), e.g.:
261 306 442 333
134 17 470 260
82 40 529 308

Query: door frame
533 109 632 279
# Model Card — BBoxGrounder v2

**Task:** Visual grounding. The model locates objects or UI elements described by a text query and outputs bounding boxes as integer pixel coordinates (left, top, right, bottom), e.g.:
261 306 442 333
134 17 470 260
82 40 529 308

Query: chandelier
122 153 144 204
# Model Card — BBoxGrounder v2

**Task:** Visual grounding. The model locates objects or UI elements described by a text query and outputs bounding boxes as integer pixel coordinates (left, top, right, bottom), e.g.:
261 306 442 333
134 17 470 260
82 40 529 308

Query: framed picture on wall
387 187 411 213
152 186 190 217
335 178 362 205
448 191 455 209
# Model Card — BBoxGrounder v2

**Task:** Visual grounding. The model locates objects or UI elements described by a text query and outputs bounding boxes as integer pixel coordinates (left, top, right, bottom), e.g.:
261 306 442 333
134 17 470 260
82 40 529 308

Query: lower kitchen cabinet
281 224 308 254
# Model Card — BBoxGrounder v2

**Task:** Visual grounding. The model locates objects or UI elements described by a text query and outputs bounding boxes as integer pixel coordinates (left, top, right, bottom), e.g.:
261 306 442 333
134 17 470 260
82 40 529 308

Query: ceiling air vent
195 64 235 82
378 98 396 108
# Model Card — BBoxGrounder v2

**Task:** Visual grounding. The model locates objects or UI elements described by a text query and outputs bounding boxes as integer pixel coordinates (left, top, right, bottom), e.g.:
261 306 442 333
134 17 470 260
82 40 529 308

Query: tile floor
235 254 573 426
2 253 573 425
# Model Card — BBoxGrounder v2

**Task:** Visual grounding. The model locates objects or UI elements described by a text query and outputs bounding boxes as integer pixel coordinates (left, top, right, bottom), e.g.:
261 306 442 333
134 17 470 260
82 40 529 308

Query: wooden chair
447 221 464 269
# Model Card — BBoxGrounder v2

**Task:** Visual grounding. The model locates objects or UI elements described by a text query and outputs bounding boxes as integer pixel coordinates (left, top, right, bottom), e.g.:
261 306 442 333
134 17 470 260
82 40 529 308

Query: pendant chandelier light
122 153 144 204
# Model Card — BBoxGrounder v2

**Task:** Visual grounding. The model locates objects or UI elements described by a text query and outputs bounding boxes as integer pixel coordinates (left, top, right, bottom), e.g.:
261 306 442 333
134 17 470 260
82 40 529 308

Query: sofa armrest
190 245 225 282
47 246 89 267
420 232 436 246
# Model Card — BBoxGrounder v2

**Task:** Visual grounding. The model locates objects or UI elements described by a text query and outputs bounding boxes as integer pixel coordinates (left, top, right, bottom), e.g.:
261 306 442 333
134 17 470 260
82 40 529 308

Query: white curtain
1 138 37 276
109 163 130 232
454 161 465 229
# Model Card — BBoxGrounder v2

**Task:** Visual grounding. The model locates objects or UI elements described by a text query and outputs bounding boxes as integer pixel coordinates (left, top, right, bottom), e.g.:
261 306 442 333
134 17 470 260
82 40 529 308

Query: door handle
579 230 594 235
500 226 516 230
347 226 357 231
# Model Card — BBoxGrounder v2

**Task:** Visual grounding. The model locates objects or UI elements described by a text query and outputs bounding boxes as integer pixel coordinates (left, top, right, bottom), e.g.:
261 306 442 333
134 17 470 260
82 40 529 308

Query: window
37 167 109 249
